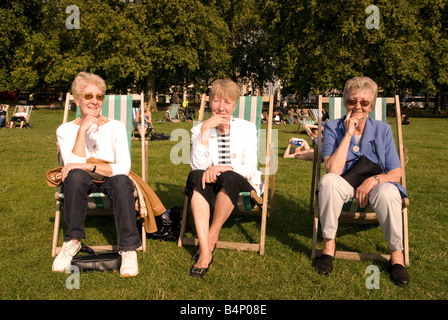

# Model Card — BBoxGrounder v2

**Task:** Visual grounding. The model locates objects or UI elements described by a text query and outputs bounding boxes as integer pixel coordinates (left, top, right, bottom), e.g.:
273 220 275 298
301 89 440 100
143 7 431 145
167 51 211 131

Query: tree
262 0 447 102
1 0 232 110
0 0 45 91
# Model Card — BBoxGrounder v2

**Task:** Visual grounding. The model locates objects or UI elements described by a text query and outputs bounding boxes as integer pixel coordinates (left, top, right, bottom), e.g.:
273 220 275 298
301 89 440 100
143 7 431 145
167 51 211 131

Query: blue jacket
322 116 407 198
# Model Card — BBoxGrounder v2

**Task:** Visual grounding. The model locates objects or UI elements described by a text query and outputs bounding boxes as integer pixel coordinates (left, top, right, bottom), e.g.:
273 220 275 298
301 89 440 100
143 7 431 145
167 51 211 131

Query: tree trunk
434 86 442 114
424 93 430 111
145 73 158 112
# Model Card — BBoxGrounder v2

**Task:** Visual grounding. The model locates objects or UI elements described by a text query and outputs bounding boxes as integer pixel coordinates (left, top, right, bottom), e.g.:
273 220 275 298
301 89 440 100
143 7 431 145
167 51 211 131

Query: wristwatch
373 175 380 184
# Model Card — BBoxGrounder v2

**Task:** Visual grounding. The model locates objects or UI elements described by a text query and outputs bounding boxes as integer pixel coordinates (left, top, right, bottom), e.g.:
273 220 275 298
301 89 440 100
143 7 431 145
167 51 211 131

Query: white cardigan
190 117 263 196
56 119 131 176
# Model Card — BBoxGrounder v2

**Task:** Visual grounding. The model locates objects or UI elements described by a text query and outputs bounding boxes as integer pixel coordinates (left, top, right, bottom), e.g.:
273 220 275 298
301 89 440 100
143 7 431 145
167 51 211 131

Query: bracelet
373 175 380 184
92 165 97 173
345 131 352 137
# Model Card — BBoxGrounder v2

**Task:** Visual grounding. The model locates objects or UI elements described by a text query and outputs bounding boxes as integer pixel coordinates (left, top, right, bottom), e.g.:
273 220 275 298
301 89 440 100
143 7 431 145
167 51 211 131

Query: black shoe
192 244 217 261
389 261 410 286
190 256 213 278
316 254 334 275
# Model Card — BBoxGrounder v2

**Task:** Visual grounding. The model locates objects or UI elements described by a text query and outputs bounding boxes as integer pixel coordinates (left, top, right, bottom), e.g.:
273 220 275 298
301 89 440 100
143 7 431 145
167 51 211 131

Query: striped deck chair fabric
310 108 319 122
327 97 386 122
233 96 264 212
166 103 180 121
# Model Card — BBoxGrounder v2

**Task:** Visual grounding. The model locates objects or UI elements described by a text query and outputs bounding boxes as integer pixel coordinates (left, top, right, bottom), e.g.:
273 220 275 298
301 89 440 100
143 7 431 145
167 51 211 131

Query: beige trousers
318 173 403 251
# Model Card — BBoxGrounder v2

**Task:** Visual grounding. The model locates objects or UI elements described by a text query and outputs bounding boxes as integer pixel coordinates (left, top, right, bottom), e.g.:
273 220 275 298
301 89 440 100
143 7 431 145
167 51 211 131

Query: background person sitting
135 107 153 139
9 106 28 129
0 104 9 128
283 137 314 161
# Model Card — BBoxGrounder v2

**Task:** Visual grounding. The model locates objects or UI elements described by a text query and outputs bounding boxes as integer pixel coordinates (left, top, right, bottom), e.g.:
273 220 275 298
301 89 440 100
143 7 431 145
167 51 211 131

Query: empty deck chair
164 104 181 122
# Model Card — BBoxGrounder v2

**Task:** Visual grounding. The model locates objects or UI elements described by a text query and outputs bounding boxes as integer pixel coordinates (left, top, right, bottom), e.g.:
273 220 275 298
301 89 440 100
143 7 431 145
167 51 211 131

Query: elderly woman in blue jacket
185 79 263 278
317 76 409 286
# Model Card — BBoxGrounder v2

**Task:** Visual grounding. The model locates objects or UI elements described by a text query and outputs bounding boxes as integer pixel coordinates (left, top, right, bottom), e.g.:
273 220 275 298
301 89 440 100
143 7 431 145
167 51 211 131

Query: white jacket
190 117 263 196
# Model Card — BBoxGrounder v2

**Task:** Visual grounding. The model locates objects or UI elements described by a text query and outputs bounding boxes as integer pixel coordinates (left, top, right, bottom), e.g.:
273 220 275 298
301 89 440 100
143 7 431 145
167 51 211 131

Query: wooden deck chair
177 94 275 255
10 105 32 128
165 104 181 122
132 107 152 140
52 93 148 257
296 108 317 134
310 95 410 266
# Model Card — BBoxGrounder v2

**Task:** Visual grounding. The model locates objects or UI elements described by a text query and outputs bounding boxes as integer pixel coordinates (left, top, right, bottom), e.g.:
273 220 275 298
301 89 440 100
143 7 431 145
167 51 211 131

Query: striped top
217 130 231 165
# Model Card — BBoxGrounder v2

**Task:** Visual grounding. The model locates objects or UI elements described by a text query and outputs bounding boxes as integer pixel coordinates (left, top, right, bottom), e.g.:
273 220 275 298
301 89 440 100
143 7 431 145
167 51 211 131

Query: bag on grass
150 132 171 141
146 206 182 242
71 246 121 272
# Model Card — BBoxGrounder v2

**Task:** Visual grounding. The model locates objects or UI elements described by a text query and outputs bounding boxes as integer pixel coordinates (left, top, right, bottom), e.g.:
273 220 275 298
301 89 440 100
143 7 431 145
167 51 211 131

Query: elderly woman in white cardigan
52 72 141 278
185 79 263 278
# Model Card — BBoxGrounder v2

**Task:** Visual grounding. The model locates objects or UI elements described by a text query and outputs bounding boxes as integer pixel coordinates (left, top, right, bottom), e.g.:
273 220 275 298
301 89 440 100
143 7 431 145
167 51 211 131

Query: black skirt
186 169 255 208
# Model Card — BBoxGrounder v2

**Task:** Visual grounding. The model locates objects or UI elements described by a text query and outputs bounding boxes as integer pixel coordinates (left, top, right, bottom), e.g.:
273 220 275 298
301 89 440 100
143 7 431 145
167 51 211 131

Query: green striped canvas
232 96 264 212
233 96 263 131
342 198 373 213
328 97 386 122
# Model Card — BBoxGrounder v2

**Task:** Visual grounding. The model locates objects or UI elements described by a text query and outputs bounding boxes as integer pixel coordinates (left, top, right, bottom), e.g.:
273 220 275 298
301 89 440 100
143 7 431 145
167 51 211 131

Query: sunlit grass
0 108 447 300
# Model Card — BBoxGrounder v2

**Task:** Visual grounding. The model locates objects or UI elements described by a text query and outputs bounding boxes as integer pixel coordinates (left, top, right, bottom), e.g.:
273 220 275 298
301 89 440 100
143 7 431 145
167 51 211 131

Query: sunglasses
346 99 370 107
81 92 105 101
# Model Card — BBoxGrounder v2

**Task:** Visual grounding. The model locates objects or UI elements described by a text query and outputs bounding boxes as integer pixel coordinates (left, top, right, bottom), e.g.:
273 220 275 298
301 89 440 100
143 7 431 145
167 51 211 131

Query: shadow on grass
50 181 385 262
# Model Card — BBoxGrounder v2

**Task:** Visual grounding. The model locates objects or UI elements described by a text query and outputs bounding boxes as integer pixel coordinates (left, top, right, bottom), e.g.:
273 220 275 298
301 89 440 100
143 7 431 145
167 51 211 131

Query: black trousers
62 169 141 251
186 170 255 208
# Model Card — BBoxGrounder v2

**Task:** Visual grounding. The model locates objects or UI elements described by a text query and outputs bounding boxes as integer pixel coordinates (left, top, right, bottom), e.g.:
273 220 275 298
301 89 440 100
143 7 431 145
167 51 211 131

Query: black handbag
71 246 121 272
341 141 385 189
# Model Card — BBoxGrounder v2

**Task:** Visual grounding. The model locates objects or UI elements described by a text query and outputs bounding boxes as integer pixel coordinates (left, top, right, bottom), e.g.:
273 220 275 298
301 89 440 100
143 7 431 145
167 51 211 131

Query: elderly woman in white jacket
52 72 141 278
186 79 263 278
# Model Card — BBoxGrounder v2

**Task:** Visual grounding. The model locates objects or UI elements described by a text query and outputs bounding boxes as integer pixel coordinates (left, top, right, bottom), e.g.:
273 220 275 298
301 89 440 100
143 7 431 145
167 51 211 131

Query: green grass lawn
0 108 447 301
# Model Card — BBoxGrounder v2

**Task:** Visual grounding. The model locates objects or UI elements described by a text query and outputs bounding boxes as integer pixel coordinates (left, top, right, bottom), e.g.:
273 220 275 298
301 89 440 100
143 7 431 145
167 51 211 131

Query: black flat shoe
389 261 410 286
316 254 334 275
192 244 217 262
190 256 213 278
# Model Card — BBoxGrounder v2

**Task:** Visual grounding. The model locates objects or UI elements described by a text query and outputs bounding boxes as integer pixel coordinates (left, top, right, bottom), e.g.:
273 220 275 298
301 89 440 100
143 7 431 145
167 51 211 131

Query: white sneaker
119 250 138 277
52 241 81 272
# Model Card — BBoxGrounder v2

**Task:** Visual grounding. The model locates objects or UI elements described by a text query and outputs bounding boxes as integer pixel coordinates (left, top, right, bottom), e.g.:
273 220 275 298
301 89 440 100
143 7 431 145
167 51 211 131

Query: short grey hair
343 76 378 107
71 72 106 96
209 79 240 104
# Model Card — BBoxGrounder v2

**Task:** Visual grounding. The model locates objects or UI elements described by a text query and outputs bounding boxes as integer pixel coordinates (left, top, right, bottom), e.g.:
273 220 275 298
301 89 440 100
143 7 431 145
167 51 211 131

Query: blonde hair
343 76 378 107
209 79 240 103
71 72 107 96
